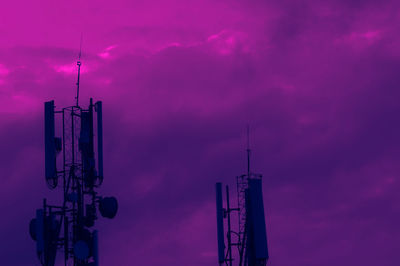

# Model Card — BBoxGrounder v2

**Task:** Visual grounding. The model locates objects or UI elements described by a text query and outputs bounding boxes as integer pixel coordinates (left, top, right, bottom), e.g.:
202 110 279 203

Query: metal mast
30 46 118 266
216 126 269 266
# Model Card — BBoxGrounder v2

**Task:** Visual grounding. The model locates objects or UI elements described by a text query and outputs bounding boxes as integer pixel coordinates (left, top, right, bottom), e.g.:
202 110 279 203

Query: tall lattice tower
29 50 118 266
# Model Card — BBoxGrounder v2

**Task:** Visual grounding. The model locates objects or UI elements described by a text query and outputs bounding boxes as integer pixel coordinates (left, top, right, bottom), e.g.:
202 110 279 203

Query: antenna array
30 50 118 266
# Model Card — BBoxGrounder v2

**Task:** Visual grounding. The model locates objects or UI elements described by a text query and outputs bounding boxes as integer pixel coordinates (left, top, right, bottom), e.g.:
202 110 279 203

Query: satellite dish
73 240 89 260
29 218 37 241
99 197 118 219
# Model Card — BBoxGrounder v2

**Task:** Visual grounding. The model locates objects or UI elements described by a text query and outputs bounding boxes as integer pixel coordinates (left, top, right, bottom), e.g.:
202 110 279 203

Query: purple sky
1 0 400 265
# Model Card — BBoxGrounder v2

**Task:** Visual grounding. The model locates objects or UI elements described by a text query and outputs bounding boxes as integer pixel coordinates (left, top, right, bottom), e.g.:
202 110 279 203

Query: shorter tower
215 128 269 266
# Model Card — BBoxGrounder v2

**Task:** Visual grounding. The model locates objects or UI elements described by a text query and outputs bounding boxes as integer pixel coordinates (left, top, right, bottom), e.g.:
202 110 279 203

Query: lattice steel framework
30 55 117 266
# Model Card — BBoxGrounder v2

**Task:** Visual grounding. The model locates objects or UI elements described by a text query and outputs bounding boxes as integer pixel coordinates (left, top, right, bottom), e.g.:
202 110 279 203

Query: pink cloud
207 30 252 55
336 30 383 50
0 63 9 75
98 45 119 59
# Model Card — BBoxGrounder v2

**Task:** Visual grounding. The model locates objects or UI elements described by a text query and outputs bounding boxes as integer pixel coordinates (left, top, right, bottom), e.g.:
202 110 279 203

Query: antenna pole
76 35 83 107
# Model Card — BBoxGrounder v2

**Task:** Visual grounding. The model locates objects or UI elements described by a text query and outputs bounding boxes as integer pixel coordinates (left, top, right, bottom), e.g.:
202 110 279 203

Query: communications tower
215 127 269 266
29 48 118 265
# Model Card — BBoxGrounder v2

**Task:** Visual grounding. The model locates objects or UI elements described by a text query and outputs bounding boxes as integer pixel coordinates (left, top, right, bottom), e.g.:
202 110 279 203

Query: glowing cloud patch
207 30 250 55
0 64 10 76
336 30 383 50
98 45 118 59
53 63 90 75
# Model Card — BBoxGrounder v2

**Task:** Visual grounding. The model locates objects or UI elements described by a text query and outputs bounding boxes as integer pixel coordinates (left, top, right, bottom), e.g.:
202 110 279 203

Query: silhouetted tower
29 46 118 266
215 127 269 266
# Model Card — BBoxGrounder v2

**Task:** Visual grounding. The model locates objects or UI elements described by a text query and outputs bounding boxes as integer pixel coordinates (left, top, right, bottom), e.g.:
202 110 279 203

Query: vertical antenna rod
76 35 83 106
